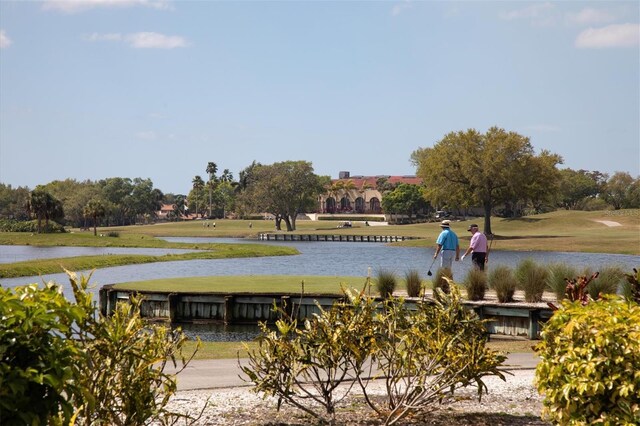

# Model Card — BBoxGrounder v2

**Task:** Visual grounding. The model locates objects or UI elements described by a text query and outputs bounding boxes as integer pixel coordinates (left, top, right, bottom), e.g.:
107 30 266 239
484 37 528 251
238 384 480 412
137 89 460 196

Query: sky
1 0 638 195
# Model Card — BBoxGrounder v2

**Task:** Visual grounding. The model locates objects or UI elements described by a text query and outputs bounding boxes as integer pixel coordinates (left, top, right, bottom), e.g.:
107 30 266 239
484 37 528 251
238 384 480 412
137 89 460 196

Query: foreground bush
242 283 506 425
0 271 198 425
535 296 640 425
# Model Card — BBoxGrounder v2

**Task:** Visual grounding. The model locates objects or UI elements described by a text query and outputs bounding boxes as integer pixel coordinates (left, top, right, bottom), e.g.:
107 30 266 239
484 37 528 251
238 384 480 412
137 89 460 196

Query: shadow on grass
489 235 562 241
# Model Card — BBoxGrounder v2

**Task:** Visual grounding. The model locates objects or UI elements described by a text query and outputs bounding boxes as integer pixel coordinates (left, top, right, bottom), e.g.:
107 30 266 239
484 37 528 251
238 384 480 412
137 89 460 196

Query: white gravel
162 369 545 425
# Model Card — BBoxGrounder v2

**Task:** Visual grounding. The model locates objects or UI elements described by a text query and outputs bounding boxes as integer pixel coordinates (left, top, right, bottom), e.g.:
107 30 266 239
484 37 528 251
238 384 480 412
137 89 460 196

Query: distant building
318 172 422 214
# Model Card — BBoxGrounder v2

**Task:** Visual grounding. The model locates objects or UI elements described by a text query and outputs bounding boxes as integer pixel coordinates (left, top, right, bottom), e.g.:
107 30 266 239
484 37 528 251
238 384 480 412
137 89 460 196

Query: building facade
317 171 422 214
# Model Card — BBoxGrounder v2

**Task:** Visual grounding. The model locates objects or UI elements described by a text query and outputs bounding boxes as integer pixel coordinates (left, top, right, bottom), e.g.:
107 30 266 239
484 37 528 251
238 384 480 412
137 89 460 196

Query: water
0 245 200 264
1 238 638 301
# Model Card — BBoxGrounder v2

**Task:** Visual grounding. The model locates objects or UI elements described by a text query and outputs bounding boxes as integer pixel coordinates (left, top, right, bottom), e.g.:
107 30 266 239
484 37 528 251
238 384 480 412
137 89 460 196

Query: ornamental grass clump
514 258 548 303
488 265 516 303
587 265 625 299
404 269 422 298
463 267 487 301
545 263 577 301
434 267 452 295
376 269 397 299
535 296 640 425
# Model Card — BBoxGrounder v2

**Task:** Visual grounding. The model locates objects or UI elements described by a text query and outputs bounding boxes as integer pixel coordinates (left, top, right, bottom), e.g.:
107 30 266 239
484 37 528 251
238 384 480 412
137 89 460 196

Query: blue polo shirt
436 229 458 251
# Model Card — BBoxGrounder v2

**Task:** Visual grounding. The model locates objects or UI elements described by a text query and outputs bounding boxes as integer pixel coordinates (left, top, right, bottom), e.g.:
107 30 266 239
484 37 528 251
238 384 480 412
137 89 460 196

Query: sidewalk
169 352 540 391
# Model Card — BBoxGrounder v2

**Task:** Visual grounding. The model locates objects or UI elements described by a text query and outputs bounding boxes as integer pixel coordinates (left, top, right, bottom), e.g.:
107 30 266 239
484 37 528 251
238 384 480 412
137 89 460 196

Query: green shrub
515 258 548 303
0 272 198 425
106 231 120 237
376 269 397 299
535 296 640 425
545 263 577 300
588 265 625 299
0 219 66 233
0 282 80 424
434 267 452 294
463 267 487 301
404 269 422 298
488 265 516 303
622 268 640 303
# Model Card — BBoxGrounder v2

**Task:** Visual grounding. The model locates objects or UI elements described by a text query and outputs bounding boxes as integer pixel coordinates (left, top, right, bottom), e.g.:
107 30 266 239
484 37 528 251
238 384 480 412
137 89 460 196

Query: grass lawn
113 275 373 294
182 336 537 360
104 209 640 255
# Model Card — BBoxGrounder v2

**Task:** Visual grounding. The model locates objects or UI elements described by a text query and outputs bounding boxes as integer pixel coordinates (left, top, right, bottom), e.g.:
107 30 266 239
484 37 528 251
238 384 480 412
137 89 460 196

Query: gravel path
163 369 549 425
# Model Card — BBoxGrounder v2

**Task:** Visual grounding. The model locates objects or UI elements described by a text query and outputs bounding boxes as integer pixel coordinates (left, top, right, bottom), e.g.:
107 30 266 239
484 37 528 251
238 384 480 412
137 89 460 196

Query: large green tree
412 127 562 234
602 171 640 209
240 161 327 231
381 183 428 219
557 168 604 210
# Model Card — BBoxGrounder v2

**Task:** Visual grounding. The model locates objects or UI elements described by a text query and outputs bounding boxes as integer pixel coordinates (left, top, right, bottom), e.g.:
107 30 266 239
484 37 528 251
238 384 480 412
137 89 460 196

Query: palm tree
83 199 106 236
206 162 218 218
192 175 205 218
27 188 63 233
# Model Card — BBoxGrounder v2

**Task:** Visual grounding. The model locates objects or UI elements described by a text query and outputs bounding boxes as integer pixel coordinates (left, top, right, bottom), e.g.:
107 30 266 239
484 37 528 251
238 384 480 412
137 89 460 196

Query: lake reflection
1 238 638 301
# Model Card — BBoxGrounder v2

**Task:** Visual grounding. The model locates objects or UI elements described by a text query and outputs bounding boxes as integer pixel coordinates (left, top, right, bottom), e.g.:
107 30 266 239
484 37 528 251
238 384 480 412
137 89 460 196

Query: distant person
461 224 488 270
433 220 459 270
213 222 216 228
249 222 253 229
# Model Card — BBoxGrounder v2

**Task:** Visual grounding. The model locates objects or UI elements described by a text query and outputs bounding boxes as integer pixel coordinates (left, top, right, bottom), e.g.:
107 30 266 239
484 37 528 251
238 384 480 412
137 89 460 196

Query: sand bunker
594 220 622 227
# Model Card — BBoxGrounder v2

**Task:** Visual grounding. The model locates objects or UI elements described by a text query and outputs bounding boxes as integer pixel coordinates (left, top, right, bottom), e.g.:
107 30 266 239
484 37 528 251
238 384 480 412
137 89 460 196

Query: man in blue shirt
433 220 460 271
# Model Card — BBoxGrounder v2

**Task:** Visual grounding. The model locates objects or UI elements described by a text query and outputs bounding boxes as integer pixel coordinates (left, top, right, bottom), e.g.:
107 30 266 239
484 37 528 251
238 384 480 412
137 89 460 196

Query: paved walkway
168 353 540 391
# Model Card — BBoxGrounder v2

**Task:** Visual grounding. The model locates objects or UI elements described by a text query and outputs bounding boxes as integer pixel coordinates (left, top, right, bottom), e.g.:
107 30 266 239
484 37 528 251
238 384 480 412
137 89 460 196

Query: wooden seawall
100 285 553 339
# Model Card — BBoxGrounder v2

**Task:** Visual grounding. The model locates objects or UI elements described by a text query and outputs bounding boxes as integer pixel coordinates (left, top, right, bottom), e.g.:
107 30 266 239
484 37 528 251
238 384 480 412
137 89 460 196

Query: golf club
427 256 438 276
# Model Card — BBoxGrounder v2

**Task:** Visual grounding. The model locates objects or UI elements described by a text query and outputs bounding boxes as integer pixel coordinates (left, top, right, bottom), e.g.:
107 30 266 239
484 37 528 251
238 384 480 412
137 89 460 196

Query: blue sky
1 0 638 195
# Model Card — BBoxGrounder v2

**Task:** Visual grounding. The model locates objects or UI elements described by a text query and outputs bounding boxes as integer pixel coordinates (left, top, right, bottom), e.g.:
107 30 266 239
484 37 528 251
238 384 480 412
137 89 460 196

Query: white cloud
126 32 188 49
86 31 188 49
575 23 640 48
391 1 412 17
87 33 123 42
499 2 557 26
566 8 615 26
42 0 171 14
0 30 12 49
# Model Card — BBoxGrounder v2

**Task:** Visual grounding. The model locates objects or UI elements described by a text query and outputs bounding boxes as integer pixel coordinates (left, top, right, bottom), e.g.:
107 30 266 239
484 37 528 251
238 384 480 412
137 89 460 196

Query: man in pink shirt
461 224 488 270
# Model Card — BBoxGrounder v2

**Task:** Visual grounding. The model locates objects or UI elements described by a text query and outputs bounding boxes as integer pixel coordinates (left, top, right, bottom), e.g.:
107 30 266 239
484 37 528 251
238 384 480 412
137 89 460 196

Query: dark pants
471 252 486 271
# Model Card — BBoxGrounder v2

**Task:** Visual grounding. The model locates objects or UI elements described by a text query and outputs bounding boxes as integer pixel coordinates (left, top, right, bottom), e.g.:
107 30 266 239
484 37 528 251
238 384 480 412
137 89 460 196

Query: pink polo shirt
469 232 488 253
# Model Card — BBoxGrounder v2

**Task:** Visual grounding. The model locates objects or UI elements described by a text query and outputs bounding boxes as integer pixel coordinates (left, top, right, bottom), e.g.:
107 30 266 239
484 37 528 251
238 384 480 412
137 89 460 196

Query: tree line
1 127 639 233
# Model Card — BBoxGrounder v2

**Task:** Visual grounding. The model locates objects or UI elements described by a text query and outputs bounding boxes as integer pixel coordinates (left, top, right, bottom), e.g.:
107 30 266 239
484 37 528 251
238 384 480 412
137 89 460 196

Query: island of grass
0 234 298 278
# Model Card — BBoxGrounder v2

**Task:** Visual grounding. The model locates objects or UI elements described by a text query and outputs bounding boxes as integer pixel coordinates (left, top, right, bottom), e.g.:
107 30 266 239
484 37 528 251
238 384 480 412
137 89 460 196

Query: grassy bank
0 243 298 278
183 336 536 360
